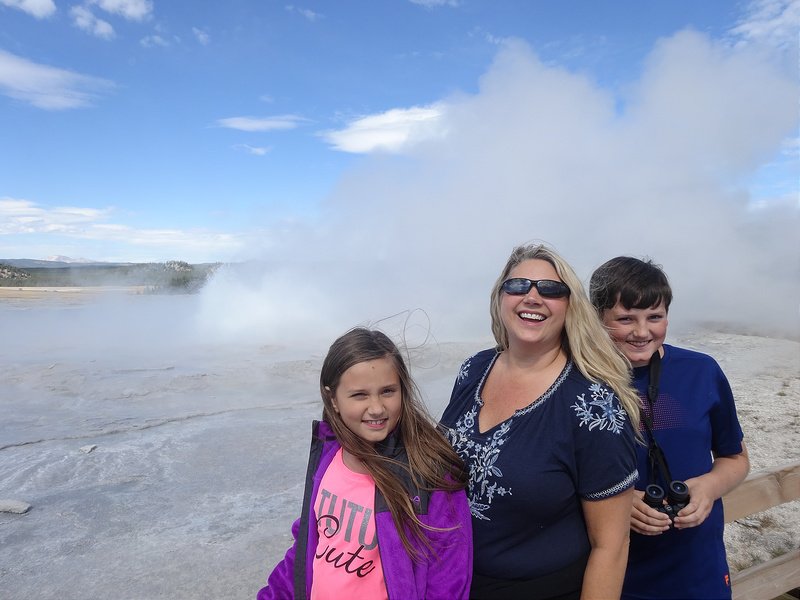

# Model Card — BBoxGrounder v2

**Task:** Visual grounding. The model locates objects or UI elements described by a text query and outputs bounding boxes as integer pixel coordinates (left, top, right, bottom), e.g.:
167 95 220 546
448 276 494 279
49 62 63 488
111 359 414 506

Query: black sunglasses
501 278 570 299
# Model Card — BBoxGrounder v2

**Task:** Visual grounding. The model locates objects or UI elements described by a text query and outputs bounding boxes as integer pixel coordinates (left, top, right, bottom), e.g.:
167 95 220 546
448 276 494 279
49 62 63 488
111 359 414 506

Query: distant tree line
0 261 221 294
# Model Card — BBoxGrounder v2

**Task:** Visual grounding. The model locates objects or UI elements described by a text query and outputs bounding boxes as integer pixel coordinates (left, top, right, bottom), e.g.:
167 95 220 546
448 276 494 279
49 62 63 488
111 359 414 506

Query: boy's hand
630 490 671 535
672 476 714 529
673 447 750 530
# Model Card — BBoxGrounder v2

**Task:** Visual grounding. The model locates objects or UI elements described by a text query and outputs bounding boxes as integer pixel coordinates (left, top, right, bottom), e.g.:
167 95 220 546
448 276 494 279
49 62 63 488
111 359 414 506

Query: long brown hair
320 327 467 562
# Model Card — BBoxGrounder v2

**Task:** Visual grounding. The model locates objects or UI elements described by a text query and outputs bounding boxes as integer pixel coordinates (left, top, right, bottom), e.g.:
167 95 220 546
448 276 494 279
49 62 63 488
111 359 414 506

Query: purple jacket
257 421 472 600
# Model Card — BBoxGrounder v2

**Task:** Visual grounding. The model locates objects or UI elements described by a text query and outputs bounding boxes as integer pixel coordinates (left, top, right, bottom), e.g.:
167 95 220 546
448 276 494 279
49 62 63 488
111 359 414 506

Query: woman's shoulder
561 369 621 408
460 347 497 365
454 348 497 384
443 349 496 426
561 360 605 391
561 365 634 433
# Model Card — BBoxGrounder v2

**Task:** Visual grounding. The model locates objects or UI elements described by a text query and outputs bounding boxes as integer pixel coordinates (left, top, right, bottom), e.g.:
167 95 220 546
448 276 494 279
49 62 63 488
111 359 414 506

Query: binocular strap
640 351 675 486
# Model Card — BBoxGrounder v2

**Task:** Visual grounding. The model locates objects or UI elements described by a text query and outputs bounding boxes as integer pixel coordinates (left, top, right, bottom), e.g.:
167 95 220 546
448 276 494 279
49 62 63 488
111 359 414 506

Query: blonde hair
489 244 641 428
320 328 467 562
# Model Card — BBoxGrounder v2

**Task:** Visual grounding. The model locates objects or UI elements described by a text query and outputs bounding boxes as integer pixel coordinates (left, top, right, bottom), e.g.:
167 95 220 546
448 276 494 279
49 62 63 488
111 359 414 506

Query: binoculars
643 481 689 527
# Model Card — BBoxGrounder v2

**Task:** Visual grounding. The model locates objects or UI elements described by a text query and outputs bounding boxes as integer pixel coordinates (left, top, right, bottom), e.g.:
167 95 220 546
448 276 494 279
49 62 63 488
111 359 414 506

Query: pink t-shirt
311 448 388 600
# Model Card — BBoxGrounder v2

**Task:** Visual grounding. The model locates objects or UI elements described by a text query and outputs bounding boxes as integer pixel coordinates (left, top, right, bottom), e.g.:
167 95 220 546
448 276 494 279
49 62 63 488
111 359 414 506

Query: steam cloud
197 33 799 345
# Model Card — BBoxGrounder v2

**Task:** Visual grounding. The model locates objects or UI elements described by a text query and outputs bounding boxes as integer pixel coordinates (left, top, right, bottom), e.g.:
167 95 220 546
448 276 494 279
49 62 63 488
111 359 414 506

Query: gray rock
0 499 31 514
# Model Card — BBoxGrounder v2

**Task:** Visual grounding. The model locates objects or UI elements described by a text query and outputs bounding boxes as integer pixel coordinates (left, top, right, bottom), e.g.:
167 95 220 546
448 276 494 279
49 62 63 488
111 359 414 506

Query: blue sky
1 0 795 262
1 0 799 338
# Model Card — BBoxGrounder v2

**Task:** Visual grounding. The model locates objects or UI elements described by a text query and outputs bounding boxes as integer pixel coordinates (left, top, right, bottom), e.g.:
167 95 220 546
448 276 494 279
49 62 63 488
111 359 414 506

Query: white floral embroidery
446 409 512 521
456 356 471 385
447 354 636 520
445 356 571 521
570 382 629 434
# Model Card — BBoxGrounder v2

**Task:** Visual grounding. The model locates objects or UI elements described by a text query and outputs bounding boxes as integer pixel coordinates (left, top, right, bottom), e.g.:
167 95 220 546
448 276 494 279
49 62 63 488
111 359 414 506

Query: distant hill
0 260 222 293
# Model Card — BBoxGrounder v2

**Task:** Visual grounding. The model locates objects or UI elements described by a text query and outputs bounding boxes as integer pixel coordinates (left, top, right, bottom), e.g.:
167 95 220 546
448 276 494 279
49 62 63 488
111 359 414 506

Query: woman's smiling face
500 259 568 353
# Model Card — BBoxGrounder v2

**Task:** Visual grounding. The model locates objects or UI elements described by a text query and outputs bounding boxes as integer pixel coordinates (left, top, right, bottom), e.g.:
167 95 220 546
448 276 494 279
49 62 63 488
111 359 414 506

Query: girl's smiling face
330 356 402 447
602 302 669 367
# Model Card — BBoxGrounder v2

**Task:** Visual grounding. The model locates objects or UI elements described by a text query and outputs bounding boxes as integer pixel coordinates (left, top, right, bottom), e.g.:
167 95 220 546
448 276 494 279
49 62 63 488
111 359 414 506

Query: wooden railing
723 462 800 600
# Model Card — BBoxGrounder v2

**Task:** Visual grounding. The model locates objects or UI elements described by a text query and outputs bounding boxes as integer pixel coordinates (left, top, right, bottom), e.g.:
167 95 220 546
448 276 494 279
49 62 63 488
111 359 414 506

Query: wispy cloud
71 5 115 40
0 0 55 19
468 26 511 47
192 27 210 45
69 0 155 38
88 0 153 21
0 197 244 260
140 34 169 48
234 144 270 156
216 115 306 132
321 105 444 153
91 225 242 252
409 0 460 8
69 0 154 38
729 0 800 53
0 198 114 235
0 49 115 109
285 5 324 21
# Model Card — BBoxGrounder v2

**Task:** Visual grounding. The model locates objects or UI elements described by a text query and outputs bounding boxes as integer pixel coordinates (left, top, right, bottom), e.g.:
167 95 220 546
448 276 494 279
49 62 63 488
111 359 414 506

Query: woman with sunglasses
440 243 640 600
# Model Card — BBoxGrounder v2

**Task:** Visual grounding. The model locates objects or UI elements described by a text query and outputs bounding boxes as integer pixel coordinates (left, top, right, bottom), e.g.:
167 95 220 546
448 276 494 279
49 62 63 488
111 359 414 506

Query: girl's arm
424 488 473 600
257 517 301 600
674 442 750 530
580 487 633 599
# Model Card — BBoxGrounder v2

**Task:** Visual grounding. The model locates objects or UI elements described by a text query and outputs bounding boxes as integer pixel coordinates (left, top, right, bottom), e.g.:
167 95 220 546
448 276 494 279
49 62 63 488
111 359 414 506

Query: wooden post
722 462 800 599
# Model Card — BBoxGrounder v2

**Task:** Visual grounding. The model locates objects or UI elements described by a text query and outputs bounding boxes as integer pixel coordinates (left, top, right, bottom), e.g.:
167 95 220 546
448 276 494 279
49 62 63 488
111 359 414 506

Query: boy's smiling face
602 301 669 367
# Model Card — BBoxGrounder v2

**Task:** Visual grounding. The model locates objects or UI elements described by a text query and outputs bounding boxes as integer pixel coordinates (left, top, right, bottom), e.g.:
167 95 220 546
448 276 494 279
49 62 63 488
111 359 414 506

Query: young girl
257 328 472 600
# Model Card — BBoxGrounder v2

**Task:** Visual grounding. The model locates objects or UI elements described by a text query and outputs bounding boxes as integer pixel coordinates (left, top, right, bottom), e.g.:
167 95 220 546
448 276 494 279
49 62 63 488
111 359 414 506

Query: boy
589 257 749 600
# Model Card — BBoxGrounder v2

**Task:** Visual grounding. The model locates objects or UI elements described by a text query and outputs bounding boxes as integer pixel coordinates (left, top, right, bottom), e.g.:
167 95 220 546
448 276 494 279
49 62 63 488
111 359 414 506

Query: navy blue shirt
440 349 638 580
623 344 744 600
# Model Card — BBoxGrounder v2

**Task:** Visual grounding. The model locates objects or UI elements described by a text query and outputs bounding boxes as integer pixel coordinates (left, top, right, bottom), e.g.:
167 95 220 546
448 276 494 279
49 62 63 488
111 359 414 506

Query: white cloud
216 115 305 132
285 5 324 21
0 198 114 235
140 34 169 48
729 0 800 53
321 105 444 153
88 0 152 21
192 27 210 45
71 5 115 40
0 0 55 18
71 0 154 38
0 197 245 261
93 225 241 252
207 32 797 342
0 49 115 109
234 144 270 155
409 0 459 8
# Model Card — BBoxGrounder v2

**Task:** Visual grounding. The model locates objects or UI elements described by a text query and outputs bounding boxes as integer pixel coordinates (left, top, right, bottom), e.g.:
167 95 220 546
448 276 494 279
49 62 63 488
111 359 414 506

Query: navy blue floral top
440 349 638 580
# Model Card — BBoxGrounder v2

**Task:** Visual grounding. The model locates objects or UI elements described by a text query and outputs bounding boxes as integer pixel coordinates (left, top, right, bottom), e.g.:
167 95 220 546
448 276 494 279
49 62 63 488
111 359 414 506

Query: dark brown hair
589 256 673 315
